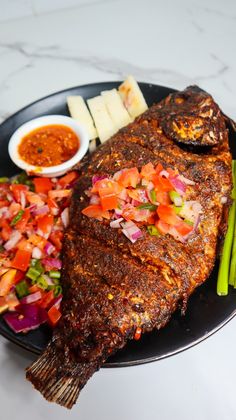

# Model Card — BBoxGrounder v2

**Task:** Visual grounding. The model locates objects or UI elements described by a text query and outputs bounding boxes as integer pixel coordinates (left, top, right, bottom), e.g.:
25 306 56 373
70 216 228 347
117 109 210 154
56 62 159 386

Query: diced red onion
4 231 22 251
20 191 26 209
32 205 49 216
92 175 107 185
192 201 202 214
39 307 48 324
169 176 186 195
135 189 148 203
0 207 10 218
37 228 49 239
29 204 37 212
159 170 169 178
20 291 42 305
114 208 123 217
44 241 55 256
6 193 13 202
118 189 128 201
61 207 69 228
50 295 62 310
169 227 186 243
3 303 47 333
32 246 42 259
90 194 100 205
110 218 123 228
42 257 62 270
131 199 140 207
3 312 42 333
121 221 143 243
133 209 151 222
177 174 195 186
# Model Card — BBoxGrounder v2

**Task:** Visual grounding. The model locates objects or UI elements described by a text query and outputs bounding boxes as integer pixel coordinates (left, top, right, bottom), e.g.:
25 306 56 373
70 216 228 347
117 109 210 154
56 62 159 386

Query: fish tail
26 341 97 409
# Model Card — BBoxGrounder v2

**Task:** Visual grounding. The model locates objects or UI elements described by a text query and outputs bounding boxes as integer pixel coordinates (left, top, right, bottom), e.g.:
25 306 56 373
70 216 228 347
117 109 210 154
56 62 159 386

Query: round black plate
0 82 236 367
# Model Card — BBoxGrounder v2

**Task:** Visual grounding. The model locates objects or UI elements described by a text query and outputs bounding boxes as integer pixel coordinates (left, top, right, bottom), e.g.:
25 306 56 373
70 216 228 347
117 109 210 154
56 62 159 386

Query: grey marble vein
199 5 236 20
0 41 229 89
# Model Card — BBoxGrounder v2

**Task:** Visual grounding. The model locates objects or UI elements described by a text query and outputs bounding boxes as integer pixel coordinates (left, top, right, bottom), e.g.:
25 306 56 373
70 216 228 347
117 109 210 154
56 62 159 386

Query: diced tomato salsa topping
0 170 79 333
82 163 201 244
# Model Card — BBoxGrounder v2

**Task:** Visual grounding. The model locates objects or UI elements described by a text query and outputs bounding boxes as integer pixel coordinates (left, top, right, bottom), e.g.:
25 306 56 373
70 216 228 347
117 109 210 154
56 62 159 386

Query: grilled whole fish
26 86 232 408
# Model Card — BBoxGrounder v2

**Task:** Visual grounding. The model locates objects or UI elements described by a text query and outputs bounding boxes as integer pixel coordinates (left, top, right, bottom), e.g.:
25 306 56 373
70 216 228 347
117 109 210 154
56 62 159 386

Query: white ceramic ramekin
8 115 89 177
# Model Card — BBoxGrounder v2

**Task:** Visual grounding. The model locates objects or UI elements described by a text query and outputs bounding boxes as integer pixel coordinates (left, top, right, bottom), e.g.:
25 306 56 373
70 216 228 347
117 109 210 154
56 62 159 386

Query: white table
0 1 236 419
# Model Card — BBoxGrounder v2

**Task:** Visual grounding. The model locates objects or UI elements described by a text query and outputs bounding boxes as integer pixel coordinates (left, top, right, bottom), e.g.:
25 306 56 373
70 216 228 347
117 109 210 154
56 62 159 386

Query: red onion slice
4 231 22 251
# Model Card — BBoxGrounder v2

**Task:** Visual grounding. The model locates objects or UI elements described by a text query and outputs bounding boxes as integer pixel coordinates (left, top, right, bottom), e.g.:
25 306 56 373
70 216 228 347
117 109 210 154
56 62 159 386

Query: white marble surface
0 0 236 419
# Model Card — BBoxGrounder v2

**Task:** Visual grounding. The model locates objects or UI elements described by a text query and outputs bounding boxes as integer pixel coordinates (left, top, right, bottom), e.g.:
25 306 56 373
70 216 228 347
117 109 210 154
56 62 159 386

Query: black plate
0 82 236 368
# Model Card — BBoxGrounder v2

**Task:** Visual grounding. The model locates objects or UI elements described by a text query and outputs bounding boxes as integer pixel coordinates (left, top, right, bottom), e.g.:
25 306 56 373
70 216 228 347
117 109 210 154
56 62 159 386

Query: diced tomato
11 249 31 271
122 204 136 220
33 177 53 194
9 202 21 215
26 191 45 206
141 163 156 181
134 327 142 340
175 220 193 236
96 180 120 211
0 269 17 296
153 175 173 192
0 200 9 208
155 163 164 174
0 220 12 241
14 270 25 284
117 168 140 188
47 197 59 215
47 305 61 327
48 189 71 200
58 171 78 188
40 290 55 309
155 191 171 205
37 214 54 236
28 234 47 250
49 231 63 251
10 184 28 203
147 214 156 225
15 208 31 231
157 205 181 226
100 195 118 211
81 205 110 220
155 219 170 235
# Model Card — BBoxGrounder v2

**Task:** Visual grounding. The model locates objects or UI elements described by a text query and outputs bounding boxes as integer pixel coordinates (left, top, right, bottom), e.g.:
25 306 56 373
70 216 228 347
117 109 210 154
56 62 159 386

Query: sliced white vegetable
87 96 117 143
118 75 148 119
101 89 132 130
67 95 97 140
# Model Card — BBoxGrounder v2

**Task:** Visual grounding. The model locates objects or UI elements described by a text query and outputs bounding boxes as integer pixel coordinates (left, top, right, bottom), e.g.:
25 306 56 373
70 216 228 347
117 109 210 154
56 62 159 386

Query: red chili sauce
18 124 79 167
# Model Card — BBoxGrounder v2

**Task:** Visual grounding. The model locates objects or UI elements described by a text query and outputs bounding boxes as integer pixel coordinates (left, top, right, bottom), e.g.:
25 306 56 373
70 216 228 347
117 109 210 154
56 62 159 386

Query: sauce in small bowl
8 115 89 177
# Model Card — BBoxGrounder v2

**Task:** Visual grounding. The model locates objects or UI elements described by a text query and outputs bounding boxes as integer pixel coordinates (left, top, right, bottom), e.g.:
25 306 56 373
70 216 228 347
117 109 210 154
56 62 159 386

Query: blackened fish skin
26 86 232 409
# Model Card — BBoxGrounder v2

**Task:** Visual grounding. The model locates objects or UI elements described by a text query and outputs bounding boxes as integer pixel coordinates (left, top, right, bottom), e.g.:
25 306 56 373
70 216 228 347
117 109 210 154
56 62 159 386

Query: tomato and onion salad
82 162 202 244
0 170 78 333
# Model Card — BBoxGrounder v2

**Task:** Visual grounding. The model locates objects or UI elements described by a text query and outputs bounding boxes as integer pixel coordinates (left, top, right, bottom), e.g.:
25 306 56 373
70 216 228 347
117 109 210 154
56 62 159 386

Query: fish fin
26 340 97 409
